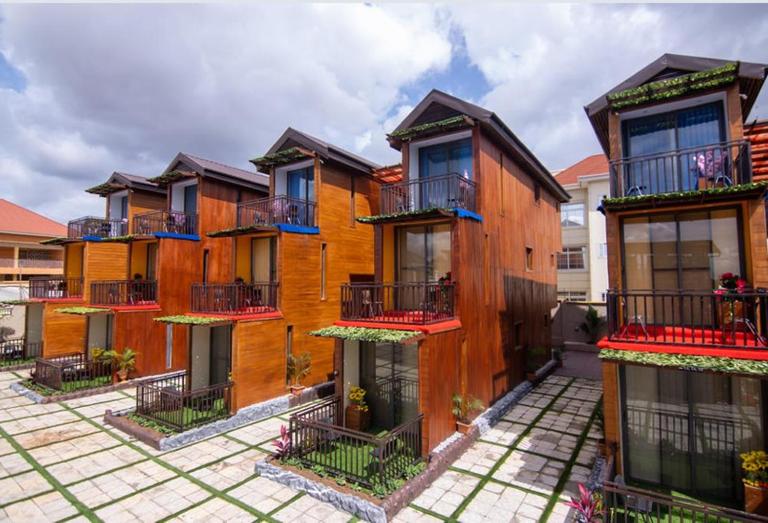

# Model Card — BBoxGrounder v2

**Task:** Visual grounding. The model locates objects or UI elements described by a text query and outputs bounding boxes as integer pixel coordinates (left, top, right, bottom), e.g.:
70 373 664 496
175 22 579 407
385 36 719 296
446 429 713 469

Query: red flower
737 279 748 290
721 272 735 280
714 289 726 296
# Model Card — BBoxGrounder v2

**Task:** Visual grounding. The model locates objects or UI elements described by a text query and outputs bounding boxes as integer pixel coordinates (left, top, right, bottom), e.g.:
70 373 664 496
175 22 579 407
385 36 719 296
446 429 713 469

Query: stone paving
0 367 601 522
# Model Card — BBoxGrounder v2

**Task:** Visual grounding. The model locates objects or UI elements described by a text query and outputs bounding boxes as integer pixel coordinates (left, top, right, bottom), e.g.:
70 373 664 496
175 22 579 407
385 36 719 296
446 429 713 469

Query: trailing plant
603 181 768 207
564 483 603 522
578 306 606 344
287 352 312 387
357 207 449 224
251 147 310 168
154 315 221 325
599 349 768 376
389 115 469 140
57 306 110 315
452 393 484 424
273 425 291 458
309 326 418 343
741 451 768 487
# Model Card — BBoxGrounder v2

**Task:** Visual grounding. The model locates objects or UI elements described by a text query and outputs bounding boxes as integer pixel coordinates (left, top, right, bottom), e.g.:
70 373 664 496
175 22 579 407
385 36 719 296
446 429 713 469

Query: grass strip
266 491 305 516
155 494 216 523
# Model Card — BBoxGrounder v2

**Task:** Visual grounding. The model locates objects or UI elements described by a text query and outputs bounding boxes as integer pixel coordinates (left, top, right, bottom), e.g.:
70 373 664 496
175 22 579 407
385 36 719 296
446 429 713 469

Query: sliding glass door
359 342 419 430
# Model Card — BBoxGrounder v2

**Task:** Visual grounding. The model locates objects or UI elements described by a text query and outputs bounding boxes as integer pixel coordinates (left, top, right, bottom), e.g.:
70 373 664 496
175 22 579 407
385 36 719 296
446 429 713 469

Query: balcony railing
68 216 128 239
606 289 768 349
90 280 157 306
132 210 198 236
289 395 423 488
191 282 278 315
341 282 455 324
18 258 63 269
33 353 113 392
0 338 42 364
29 277 84 300
609 140 752 198
380 172 476 215
237 195 316 228
135 372 232 432
603 481 768 522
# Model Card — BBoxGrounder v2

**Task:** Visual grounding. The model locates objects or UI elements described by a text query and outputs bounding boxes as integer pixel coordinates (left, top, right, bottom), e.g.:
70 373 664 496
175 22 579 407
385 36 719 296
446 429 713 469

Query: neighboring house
0 199 65 282
553 154 610 303
587 54 768 507
288 89 568 488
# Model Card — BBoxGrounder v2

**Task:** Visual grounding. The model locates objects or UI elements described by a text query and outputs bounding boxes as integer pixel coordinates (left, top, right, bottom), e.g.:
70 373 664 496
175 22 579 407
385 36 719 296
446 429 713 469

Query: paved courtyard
0 368 600 522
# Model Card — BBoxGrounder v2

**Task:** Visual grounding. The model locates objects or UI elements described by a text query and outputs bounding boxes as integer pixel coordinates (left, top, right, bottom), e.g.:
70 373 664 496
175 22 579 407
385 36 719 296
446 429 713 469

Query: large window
396 223 451 283
286 166 315 202
622 365 764 502
557 247 586 270
360 342 419 429
561 203 585 228
557 290 587 302
418 137 473 180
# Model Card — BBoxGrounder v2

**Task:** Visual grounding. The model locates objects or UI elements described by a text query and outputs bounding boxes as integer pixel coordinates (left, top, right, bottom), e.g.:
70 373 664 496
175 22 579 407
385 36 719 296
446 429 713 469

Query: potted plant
578 305 605 344
741 450 768 515
287 352 311 395
115 348 136 382
345 385 370 432
92 347 118 381
452 393 483 434
716 272 749 327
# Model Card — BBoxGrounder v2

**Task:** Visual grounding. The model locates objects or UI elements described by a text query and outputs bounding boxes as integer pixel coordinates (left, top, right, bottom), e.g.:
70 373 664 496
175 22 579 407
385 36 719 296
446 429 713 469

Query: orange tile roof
0 199 67 237
554 154 609 186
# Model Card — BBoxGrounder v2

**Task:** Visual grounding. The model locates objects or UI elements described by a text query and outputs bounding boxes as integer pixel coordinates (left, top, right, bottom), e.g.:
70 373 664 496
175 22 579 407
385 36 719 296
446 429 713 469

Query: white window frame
108 190 129 220
408 129 472 182
274 159 314 199
561 202 586 228
170 178 197 212
557 246 587 271
557 290 588 302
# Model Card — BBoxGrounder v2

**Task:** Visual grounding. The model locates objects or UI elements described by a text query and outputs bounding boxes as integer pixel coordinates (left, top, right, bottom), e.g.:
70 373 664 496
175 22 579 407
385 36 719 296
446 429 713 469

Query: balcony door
183 184 198 216
418 137 472 208
359 342 419 430
190 325 231 390
251 237 276 283
396 223 451 284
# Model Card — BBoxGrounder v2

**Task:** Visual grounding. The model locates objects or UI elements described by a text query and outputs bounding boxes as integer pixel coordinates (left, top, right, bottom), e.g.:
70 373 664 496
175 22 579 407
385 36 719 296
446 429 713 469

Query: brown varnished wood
41 302 87 358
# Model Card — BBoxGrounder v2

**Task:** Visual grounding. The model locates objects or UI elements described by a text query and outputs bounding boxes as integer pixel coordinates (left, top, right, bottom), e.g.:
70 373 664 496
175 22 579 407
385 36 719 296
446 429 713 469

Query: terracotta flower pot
345 405 370 432
456 420 472 435
289 384 306 396
745 483 768 515
117 369 129 382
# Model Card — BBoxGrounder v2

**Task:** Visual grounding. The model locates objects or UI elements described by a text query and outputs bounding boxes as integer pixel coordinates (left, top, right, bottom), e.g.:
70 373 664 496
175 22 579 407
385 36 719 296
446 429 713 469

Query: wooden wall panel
113 309 169 376
41 303 86 358
419 330 462 453
602 360 622 472
232 318 288 409
83 242 129 302
199 178 239 283
128 190 166 234
235 236 250 280
157 239 200 315
64 244 84 279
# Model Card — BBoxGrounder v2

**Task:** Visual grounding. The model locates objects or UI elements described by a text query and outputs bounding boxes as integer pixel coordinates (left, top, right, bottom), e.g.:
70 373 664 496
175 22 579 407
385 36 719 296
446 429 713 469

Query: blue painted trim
82 235 103 242
276 224 320 235
153 232 200 241
453 208 483 222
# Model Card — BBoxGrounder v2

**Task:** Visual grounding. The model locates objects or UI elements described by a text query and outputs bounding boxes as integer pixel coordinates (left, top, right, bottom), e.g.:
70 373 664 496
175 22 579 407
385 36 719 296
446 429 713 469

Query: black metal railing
90 280 157 306
132 210 198 236
380 172 476 215
609 140 752 198
603 481 768 522
341 282 455 324
29 277 84 299
67 216 128 239
190 282 278 315
289 395 423 488
33 353 113 392
606 289 768 349
0 338 42 364
237 195 316 228
135 372 232 432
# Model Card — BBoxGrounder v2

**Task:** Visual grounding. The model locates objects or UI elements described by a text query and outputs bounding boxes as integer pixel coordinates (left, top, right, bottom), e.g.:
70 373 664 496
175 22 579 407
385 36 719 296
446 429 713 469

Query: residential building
553 154 610 303
285 89 568 488
0 199 65 282
587 54 768 506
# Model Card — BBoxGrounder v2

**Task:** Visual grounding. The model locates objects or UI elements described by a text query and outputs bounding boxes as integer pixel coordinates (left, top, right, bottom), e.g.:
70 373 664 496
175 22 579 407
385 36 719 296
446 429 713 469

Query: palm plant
578 306 606 344
287 352 312 388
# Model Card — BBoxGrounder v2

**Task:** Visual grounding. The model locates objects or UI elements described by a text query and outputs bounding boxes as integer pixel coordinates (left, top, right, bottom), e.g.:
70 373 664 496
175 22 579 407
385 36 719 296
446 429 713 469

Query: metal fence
33 353 113 392
68 216 128 239
133 210 198 236
135 372 233 432
380 172 476 215
289 395 423 488
29 277 84 300
237 195 316 228
0 338 42 363
341 282 455 324
190 282 278 315
90 280 157 306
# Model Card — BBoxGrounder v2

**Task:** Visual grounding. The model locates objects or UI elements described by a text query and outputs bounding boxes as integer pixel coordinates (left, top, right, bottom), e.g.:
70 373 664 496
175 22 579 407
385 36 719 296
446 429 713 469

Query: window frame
561 202 586 228
557 246 587 271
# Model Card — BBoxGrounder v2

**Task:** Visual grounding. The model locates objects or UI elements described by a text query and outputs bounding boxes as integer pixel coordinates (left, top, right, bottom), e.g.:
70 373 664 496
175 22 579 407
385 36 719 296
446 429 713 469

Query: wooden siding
231 318 288 410
602 360 622 472
418 329 462 452
113 309 169 376
83 242 129 302
41 302 87 358
127 190 166 234
157 238 200 315
64 243 84 279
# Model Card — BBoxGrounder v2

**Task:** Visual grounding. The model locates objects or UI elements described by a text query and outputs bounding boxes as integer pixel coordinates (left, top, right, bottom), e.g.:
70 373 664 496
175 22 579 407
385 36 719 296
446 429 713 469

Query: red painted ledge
333 319 462 335
32 298 85 304
597 337 768 361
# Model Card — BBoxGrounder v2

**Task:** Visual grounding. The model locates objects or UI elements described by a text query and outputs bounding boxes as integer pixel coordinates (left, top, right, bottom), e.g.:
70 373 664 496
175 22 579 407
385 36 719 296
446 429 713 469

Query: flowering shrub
564 483 603 522
741 451 768 487
348 386 369 412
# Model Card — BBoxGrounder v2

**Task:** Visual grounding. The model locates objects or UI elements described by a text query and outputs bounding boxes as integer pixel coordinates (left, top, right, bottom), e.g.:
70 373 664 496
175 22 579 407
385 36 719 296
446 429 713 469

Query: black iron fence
29 277 84 300
33 353 113 392
609 140 752 198
380 172 476 215
135 372 232 432
190 282 278 315
602 481 768 522
341 282 455 324
90 280 157 306
133 210 198 236
606 289 768 349
237 195 316 228
289 395 423 488
67 216 128 239
0 338 42 363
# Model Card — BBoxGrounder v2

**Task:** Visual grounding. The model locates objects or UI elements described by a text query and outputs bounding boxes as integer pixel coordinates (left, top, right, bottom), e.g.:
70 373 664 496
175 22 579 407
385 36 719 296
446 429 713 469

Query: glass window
251 237 275 282
396 223 451 283
418 137 473 180
557 291 588 302
561 203 585 227
286 166 315 202
359 342 419 428
165 324 173 369
557 247 586 270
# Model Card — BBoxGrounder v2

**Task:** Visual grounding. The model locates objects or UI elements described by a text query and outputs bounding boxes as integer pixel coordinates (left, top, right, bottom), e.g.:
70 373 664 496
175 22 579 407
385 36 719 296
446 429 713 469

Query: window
286 166 315 202
557 290 588 302
561 203 585 228
202 249 210 283
285 326 293 385
598 243 608 259
397 224 451 282
418 137 473 180
320 243 327 299
251 237 276 282
165 324 173 369
525 247 534 271
557 247 586 270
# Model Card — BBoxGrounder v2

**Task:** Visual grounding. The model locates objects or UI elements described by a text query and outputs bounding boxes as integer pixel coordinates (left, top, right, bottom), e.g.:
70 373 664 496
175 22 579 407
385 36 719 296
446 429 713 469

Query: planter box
745 483 768 516
345 405 370 432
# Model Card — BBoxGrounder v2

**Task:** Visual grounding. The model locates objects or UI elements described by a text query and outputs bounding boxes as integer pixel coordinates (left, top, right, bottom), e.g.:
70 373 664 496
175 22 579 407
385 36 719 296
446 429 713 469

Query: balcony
90 280 157 306
606 289 768 350
237 195 316 228
380 172 476 215
341 282 455 325
29 277 84 300
190 282 278 315
133 210 198 236
609 140 752 198
67 216 128 239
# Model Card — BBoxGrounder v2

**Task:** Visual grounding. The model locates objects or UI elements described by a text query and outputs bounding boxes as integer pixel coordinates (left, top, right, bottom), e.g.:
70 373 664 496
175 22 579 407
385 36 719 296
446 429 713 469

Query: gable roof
389 89 570 202
152 152 270 191
554 154 609 187
0 199 66 237
585 54 768 154
85 172 164 196
253 127 380 176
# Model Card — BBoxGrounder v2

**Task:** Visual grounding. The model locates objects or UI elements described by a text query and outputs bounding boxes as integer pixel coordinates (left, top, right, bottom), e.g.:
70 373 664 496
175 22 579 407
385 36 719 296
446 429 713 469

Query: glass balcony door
418 137 472 207
359 342 419 430
396 223 451 284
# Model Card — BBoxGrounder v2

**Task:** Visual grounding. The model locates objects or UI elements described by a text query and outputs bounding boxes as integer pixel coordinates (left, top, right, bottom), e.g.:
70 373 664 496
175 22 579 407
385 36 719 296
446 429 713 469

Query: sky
1 3 767 223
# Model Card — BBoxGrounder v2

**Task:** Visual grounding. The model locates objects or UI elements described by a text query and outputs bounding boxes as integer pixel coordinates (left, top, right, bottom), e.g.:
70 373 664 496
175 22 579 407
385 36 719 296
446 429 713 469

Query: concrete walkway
0 368 601 522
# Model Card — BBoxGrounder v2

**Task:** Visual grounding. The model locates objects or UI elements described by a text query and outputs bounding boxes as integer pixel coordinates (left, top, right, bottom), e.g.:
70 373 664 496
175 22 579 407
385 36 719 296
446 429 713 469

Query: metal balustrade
380 172 476 215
